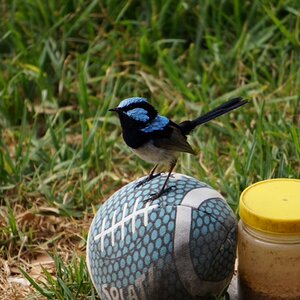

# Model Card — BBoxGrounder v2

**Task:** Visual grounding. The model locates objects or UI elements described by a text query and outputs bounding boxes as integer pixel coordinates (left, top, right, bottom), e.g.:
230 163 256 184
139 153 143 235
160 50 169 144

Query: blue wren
109 97 248 202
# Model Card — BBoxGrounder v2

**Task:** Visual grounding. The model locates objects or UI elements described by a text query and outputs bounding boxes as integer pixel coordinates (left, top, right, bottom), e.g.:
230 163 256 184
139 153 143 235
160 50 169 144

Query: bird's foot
143 187 173 204
135 173 161 189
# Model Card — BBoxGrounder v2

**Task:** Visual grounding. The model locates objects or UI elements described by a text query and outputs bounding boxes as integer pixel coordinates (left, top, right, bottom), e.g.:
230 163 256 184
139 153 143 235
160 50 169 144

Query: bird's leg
135 164 161 189
145 160 176 203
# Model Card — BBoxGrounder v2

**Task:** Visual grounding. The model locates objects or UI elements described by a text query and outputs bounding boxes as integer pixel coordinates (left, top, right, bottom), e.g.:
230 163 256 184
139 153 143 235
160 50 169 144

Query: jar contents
238 222 300 300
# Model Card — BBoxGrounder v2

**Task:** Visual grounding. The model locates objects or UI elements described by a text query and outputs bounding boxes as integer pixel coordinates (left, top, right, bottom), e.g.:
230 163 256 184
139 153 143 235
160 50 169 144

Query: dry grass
0 202 95 299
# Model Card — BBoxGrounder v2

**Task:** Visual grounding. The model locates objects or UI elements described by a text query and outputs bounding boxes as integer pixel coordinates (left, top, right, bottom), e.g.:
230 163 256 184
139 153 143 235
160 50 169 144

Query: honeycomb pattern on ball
190 199 237 281
87 173 237 300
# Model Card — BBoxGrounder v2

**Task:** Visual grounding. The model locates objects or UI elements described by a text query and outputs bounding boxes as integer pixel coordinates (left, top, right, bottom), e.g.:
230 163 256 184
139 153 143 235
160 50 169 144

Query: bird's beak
109 107 118 112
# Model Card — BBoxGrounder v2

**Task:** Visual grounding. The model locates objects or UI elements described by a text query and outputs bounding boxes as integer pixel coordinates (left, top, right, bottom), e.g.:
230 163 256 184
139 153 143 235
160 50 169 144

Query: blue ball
87 173 237 299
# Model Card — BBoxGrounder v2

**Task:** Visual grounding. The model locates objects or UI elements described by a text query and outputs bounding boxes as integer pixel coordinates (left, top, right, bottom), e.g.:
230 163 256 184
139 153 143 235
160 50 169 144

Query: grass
0 0 299 298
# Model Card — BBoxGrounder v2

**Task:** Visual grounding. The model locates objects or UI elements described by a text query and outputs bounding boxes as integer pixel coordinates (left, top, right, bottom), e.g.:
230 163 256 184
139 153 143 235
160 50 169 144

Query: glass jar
238 179 300 300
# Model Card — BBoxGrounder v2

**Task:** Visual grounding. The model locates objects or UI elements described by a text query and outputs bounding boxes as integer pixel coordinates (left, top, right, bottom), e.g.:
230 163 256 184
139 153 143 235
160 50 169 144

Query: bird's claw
143 187 173 204
135 173 161 189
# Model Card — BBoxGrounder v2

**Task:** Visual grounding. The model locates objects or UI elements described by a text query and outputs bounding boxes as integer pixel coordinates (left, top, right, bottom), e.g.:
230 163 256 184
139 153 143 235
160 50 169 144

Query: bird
109 97 248 202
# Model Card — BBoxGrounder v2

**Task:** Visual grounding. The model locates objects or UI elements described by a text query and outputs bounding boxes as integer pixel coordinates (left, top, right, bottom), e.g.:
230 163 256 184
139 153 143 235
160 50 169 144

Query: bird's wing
153 126 196 155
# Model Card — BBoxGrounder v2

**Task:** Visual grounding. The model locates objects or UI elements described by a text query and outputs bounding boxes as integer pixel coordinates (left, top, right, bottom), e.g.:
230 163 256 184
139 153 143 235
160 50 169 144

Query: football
87 173 237 300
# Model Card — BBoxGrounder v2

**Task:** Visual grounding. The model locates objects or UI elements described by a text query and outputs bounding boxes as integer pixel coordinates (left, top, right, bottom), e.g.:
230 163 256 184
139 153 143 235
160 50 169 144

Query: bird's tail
179 97 248 135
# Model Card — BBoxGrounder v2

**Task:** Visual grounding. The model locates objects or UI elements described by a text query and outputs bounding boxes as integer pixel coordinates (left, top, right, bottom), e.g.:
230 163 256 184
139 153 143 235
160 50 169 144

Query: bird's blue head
109 97 170 137
109 97 158 126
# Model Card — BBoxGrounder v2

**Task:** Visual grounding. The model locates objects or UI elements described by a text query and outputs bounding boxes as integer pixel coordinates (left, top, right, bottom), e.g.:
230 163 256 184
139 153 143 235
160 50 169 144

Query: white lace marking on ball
143 201 152 226
94 197 159 252
100 217 107 252
121 203 128 241
132 197 140 234
111 211 116 246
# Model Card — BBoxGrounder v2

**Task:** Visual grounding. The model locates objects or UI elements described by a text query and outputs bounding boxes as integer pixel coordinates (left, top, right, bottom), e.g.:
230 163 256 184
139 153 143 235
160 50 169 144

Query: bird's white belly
132 141 176 164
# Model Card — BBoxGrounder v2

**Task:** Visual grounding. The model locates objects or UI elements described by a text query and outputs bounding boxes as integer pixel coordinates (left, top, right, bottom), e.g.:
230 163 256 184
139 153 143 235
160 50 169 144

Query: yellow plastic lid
240 179 300 234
